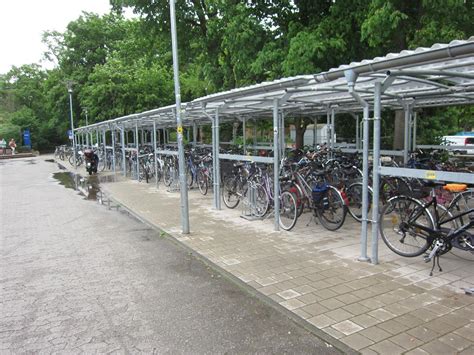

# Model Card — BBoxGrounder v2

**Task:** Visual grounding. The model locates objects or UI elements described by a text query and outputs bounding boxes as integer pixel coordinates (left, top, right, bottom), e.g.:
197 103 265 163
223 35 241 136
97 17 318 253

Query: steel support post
153 121 159 188
102 129 106 153
347 69 370 262
331 108 336 152
86 129 90 147
253 120 257 153
193 122 197 147
403 104 411 165
371 82 382 265
232 121 238 144
135 123 139 180
313 117 317 147
170 0 190 234
326 110 331 145
356 115 360 150
413 111 417 150
280 112 285 158
273 99 280 231
96 130 100 148
211 116 217 209
120 128 126 176
111 128 116 174
215 109 221 210
243 117 247 154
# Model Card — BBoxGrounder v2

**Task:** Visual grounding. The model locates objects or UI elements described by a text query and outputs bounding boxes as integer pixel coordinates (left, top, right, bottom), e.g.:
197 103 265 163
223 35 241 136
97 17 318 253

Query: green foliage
1 0 472 151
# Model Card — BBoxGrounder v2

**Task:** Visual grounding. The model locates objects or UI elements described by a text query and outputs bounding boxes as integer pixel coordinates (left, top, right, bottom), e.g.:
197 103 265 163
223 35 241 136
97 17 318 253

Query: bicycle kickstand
429 255 443 277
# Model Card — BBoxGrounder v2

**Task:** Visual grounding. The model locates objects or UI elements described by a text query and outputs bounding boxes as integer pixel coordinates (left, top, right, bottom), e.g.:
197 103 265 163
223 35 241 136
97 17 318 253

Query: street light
67 81 76 168
84 107 90 147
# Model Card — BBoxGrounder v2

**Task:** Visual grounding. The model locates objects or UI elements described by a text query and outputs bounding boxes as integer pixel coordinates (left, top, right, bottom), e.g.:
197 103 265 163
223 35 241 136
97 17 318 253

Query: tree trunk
294 117 307 149
393 110 405 150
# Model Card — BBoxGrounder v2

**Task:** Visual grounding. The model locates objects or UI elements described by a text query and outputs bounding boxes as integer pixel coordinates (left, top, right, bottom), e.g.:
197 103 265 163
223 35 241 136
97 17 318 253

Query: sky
0 0 122 74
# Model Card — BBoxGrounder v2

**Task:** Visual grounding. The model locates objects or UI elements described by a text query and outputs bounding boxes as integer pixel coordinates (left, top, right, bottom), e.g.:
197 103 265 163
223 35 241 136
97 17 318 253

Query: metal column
356 115 360 150
170 0 190 234
102 129 106 155
193 122 198 147
273 99 280 231
331 108 336 151
413 111 417 150
280 112 285 158
211 115 218 209
313 117 317 147
111 128 116 174
134 123 139 180
371 82 382 264
403 104 411 165
215 109 221 210
120 128 126 176
253 119 257 153
243 117 247 154
153 120 159 188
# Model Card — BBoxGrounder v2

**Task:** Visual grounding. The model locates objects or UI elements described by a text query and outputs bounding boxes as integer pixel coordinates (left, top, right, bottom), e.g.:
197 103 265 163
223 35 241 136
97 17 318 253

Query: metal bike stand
241 183 261 221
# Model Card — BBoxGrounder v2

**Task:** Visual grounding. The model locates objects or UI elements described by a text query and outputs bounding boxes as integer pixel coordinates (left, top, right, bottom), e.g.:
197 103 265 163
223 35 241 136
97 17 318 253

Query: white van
442 135 474 155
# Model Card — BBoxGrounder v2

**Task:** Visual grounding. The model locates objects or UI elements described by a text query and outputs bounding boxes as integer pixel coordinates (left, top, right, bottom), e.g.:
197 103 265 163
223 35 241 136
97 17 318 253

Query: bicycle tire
253 183 270 217
163 165 173 187
379 195 433 257
346 182 373 222
279 190 298 231
197 170 208 195
222 176 240 209
315 186 347 231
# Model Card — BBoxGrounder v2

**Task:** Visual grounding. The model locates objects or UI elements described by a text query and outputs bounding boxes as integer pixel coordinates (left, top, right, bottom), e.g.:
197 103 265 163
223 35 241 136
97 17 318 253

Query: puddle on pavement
52 171 102 201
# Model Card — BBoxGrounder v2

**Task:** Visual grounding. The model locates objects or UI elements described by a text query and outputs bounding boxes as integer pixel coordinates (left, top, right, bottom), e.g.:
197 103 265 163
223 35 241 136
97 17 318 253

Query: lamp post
169 0 190 234
67 81 76 168
84 108 90 146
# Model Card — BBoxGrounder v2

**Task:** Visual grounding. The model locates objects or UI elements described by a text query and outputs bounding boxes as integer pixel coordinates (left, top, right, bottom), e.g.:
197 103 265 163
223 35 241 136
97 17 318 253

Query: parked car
442 135 474 154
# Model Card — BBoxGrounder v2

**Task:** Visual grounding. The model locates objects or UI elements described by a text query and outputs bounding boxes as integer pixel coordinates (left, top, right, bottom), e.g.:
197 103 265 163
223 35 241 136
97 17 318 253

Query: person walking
9 138 17 155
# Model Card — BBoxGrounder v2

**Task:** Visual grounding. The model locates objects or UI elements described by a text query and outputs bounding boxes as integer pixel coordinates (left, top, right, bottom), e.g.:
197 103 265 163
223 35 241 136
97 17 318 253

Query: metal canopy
76 36 474 134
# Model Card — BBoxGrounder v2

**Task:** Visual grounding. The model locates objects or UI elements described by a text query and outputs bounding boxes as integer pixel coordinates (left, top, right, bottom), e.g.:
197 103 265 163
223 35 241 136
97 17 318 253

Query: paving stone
388 332 424 350
342 303 371 316
276 289 301 300
369 339 405 354
296 293 320 305
360 326 392 342
377 319 409 335
325 309 354 322
335 293 360 305
439 332 472 351
350 314 380 328
421 339 458 355
368 308 396 322
307 314 337 329
459 345 474 355
404 347 430 355
319 298 346 311
407 326 441 343
300 303 329 317
453 323 474 341
340 333 374 350
331 320 363 336
280 298 305 311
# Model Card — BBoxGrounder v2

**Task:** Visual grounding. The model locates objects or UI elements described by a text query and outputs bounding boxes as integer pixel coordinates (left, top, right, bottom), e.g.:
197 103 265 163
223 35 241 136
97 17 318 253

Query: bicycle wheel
253 183 269 217
346 182 373 222
316 186 347 231
379 196 433 257
448 189 474 226
163 165 173 187
186 166 194 188
197 170 208 195
222 176 240 209
279 190 298 231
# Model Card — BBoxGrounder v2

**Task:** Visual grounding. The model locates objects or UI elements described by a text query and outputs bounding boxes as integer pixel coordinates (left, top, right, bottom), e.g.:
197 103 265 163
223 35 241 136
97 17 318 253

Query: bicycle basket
312 183 329 204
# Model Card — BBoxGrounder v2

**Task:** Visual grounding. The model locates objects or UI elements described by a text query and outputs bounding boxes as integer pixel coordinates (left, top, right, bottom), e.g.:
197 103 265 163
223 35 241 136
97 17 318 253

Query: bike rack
241 183 262 221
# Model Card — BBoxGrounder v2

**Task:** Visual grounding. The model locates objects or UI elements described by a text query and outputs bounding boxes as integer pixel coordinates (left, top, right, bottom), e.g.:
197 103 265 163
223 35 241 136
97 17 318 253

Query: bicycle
379 182 473 275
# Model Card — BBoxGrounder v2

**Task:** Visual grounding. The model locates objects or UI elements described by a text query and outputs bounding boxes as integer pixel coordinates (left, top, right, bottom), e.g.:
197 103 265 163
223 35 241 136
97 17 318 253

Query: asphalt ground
0 157 340 354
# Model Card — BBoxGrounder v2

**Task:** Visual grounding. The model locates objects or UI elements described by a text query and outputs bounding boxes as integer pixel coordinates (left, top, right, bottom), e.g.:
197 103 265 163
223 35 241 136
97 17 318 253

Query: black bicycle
379 182 473 275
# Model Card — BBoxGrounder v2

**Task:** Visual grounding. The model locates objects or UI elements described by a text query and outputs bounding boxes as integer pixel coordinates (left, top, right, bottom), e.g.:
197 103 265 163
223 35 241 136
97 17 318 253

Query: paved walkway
97 168 474 355
0 157 341 353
